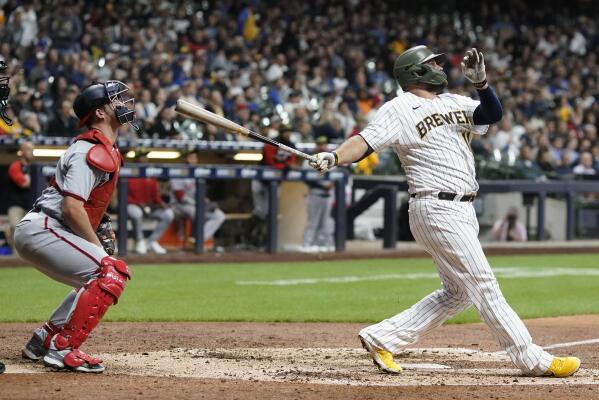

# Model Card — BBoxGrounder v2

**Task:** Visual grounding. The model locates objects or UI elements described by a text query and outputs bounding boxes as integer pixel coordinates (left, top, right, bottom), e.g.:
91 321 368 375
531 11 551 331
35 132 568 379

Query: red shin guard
54 257 131 350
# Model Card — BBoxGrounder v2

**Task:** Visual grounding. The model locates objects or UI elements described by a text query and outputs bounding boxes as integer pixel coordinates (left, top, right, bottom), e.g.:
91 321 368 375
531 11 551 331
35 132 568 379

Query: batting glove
461 47 487 89
309 152 338 173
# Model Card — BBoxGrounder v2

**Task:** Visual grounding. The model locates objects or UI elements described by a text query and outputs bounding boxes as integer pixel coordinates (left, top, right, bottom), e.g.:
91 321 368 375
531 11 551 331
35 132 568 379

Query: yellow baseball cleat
359 335 402 374
544 357 581 378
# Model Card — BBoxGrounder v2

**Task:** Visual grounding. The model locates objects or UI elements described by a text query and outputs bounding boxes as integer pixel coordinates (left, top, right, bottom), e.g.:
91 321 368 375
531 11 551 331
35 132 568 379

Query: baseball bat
175 99 317 163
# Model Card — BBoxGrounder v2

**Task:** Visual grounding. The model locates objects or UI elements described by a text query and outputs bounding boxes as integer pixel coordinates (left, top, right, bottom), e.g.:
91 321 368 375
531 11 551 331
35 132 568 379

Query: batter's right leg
407 200 577 377
359 278 472 353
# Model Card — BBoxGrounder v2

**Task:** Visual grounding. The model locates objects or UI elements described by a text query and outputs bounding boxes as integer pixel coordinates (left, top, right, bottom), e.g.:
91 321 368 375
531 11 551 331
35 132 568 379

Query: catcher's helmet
74 83 110 127
74 81 136 128
393 45 447 89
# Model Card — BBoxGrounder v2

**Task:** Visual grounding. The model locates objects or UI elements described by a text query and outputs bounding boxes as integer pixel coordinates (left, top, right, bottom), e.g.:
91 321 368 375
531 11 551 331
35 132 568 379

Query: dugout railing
352 176 599 247
30 164 348 255
28 164 599 253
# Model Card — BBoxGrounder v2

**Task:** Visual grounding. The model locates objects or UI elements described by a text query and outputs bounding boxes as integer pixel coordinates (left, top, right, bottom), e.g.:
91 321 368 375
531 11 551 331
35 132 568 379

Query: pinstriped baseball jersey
360 92 488 195
357 90 555 376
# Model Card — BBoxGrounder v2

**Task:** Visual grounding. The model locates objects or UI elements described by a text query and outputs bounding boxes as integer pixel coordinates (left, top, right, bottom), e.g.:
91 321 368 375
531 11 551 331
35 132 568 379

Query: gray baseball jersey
13 140 110 330
34 141 108 222
357 91 553 376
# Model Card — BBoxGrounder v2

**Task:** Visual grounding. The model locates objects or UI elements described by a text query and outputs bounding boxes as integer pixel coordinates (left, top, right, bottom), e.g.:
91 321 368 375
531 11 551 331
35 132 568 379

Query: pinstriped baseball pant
359 198 553 376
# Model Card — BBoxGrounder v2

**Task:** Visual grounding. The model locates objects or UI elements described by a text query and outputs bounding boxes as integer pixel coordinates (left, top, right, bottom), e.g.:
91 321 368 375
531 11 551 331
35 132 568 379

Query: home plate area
11 347 598 386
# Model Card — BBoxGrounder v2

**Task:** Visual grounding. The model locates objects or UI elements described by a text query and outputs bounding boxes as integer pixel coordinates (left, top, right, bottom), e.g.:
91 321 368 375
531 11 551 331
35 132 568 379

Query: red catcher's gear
43 321 61 349
50 129 122 230
53 256 131 350
63 349 103 369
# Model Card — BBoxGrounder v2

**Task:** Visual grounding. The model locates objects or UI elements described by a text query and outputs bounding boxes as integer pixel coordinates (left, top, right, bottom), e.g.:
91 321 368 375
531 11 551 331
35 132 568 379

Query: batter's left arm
473 86 502 125
462 47 503 125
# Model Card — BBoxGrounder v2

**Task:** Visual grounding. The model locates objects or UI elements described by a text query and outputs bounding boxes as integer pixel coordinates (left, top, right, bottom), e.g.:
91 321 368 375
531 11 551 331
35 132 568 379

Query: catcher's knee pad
96 256 131 304
54 257 131 349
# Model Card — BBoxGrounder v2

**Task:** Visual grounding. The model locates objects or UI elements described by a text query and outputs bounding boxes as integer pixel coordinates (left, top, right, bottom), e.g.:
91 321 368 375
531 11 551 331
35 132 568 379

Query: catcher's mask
0 61 12 125
74 80 138 130
393 45 447 92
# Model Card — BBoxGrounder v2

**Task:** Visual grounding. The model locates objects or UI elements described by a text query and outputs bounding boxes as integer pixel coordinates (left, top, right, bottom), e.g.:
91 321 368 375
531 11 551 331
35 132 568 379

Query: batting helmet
74 81 136 128
393 45 447 90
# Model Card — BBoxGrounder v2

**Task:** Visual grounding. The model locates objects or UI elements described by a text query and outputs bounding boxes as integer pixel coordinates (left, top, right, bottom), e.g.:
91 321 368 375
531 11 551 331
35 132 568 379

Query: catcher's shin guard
53 256 131 350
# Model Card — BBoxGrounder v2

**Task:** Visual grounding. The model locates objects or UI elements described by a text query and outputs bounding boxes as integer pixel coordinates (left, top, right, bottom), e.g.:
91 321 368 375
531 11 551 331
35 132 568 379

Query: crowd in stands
1 0 599 179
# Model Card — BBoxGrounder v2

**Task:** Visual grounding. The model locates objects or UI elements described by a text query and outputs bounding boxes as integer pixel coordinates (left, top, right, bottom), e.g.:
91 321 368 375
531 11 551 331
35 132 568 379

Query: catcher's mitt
97 214 116 255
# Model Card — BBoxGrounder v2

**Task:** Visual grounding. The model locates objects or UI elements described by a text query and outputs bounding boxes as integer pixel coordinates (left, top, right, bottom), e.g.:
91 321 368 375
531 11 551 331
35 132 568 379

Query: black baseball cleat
0 361 5 374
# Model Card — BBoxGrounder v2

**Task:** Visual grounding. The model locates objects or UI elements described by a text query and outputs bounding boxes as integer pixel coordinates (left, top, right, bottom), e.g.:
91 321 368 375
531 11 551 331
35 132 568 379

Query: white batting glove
309 152 337 173
461 47 487 88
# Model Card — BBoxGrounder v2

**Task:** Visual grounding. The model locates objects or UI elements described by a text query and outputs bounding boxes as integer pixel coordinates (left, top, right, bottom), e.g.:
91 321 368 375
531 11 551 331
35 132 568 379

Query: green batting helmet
393 45 447 89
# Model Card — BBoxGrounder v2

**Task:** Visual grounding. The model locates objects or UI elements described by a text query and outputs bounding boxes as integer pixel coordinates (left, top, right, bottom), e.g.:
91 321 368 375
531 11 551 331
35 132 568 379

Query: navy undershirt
472 85 503 125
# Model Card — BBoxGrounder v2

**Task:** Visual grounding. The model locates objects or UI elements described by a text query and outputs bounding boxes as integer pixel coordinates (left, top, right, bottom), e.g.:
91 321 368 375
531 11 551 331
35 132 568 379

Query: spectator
149 106 178 139
47 99 78 137
514 144 542 179
170 151 225 247
0 0 598 177
28 91 51 133
10 86 30 118
556 149 575 177
536 146 557 179
127 155 174 254
0 107 25 137
573 152 597 176
491 207 528 242
302 136 334 252
135 88 159 131
314 116 345 144
19 110 41 136
354 148 380 176
7 142 34 248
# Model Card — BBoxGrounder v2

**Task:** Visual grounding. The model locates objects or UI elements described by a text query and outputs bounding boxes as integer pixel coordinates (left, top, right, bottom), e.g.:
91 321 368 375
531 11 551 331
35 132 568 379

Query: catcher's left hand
461 47 487 88
97 214 116 255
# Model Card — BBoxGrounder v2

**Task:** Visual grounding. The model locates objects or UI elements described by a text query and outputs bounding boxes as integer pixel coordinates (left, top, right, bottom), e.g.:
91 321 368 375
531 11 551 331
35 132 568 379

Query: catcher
14 81 136 373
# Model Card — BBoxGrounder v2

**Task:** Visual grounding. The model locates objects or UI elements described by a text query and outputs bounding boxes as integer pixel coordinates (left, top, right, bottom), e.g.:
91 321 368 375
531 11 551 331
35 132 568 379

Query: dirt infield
2 315 599 399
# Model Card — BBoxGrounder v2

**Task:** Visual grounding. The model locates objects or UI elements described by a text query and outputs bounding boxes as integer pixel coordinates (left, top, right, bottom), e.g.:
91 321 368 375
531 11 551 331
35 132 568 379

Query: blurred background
1 0 598 256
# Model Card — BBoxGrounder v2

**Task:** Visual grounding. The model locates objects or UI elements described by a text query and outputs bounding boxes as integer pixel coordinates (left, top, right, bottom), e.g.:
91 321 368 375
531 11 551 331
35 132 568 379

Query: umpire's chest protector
75 129 123 230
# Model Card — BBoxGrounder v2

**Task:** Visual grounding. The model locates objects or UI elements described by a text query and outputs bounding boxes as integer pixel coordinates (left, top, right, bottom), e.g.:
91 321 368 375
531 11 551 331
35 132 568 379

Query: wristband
474 79 488 90
332 152 339 166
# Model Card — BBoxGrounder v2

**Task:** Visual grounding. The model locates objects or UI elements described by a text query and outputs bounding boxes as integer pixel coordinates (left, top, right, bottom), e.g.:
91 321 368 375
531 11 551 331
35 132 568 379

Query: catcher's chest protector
74 129 123 230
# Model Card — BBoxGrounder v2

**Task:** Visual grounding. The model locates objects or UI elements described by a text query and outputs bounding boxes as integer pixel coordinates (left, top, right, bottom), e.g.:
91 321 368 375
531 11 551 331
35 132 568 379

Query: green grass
1 254 598 323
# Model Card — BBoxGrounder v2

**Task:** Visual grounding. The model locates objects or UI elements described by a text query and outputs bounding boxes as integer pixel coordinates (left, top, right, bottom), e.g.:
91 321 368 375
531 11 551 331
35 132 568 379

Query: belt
410 192 477 202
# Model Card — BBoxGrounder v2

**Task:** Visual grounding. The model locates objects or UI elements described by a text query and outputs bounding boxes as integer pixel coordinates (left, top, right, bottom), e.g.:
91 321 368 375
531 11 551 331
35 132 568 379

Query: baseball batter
14 81 136 373
311 46 580 377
